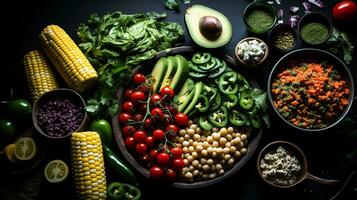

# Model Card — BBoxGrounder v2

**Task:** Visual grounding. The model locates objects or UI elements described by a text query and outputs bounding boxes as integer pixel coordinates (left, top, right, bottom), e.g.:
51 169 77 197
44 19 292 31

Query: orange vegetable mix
272 62 350 129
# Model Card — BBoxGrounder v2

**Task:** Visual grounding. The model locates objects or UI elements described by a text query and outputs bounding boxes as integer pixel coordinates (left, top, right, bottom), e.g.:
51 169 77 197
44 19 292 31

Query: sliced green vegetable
208 106 228 127
183 82 204 115
199 116 213 131
108 182 141 200
194 95 209 113
192 52 212 64
209 91 221 111
189 62 207 73
218 71 239 95
223 94 238 109
208 60 227 78
198 57 217 71
188 71 208 78
239 90 254 110
229 110 247 126
237 73 250 92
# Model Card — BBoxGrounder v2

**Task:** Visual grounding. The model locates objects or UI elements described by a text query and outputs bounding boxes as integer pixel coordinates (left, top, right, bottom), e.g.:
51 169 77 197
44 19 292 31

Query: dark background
1 0 356 199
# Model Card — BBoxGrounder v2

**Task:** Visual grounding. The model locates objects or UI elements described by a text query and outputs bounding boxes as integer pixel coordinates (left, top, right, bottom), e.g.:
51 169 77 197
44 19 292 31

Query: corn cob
71 131 107 200
39 25 98 92
23 50 59 102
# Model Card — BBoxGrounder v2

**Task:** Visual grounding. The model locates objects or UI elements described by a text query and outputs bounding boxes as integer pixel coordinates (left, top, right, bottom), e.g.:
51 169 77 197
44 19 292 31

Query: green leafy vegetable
165 0 180 11
77 11 184 118
327 28 354 64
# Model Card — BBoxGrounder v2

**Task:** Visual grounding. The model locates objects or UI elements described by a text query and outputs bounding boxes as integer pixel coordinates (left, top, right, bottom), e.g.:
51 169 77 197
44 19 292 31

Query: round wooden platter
112 46 263 189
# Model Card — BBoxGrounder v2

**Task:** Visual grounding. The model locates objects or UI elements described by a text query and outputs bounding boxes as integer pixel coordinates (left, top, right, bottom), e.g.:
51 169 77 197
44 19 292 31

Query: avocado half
185 5 232 49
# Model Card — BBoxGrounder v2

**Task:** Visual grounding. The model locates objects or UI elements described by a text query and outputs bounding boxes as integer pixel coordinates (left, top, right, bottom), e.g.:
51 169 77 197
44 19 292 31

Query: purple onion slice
290 6 300 14
308 0 325 8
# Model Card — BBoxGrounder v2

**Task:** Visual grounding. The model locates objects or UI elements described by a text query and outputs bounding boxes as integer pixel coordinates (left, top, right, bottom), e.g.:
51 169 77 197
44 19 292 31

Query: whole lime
89 119 113 147
0 119 17 143
7 99 32 120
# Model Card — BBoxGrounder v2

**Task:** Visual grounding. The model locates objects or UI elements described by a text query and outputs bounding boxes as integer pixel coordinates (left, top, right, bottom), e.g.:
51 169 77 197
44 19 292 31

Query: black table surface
1 0 357 200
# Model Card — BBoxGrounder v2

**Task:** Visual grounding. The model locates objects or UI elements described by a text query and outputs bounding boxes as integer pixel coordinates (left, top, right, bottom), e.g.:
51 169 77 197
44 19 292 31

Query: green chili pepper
223 94 238 109
208 60 227 78
103 146 138 186
192 52 211 64
198 57 216 71
199 116 213 131
218 71 239 95
239 90 254 110
108 182 141 200
229 110 247 126
249 115 262 128
209 91 221 111
208 106 228 127
237 73 250 92
188 62 207 73
195 95 209 112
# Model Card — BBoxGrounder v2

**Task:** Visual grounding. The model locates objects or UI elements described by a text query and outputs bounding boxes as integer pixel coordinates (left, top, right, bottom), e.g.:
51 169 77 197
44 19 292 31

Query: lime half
44 160 69 183
14 137 37 161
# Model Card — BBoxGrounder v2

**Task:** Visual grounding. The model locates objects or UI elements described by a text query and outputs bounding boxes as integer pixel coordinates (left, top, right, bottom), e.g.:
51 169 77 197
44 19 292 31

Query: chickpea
219 128 227 136
199 171 203 177
178 137 184 143
192 141 198 147
239 141 245 148
241 134 247 141
184 159 189 165
201 149 208 157
240 148 247 155
206 136 214 143
202 164 210 172
179 129 186 136
184 134 190 140
184 153 190 159
202 174 209 180
207 146 213 154
196 127 202 135
182 141 189 147
212 127 219 132
208 173 216 179
230 146 237 154
188 146 195 153
193 170 199 177
193 134 200 141
202 130 211 136
224 154 231 161
192 151 198 159
187 128 195 136
188 139 194 145
234 151 241 159
188 120 193 126
188 165 195 172
185 172 193 179
195 145 203 152
212 141 219 148
183 147 188 153
212 152 217 158
216 163 222 171
225 142 231 148
197 164 202 169
227 127 234 134
190 124 197 130
219 137 227 145
232 137 241 145
219 159 225 165
227 158 235 166
226 134 233 141
192 160 199 167
218 169 225 175
188 156 194 163
182 167 188 173
216 147 223 155
200 158 207 164
207 159 214 165
203 142 210 149
212 132 221 140
223 147 230 154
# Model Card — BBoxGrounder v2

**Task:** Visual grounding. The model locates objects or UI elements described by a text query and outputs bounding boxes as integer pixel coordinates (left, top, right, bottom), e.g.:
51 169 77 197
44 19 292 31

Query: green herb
77 11 184 118
273 30 295 50
246 9 274 31
327 28 354 64
300 22 329 45
165 0 179 10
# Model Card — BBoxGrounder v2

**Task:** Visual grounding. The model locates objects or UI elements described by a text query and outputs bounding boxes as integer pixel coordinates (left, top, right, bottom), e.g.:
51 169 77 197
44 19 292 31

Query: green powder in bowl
300 22 329 45
246 9 275 32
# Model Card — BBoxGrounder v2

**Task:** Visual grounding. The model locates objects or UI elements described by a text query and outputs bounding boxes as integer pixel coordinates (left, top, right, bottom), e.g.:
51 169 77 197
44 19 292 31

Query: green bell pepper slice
239 90 254 110
218 71 239 95
108 182 141 200
208 106 228 127
199 116 213 131
209 91 221 111
223 94 238 109
198 57 217 71
237 73 250 92
195 95 209 112
229 110 248 126
192 52 211 64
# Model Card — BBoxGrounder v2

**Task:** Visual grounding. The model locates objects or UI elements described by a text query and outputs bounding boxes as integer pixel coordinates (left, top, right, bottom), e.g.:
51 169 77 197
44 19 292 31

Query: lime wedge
44 160 69 183
14 137 37 161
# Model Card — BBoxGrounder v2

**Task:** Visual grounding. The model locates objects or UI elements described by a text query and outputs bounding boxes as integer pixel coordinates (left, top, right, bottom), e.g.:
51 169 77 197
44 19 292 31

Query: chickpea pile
175 121 249 182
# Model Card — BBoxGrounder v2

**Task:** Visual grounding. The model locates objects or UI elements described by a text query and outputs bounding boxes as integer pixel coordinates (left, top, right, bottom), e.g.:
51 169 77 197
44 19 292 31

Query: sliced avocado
170 55 189 90
178 78 196 112
151 57 168 93
183 82 204 115
185 5 232 49
160 56 178 91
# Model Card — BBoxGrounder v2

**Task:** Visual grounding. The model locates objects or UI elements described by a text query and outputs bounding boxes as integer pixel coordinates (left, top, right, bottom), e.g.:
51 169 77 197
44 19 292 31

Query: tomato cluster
118 73 189 181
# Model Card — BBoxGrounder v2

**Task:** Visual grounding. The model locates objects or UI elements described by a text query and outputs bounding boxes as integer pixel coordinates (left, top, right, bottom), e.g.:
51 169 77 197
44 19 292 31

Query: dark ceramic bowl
267 48 354 132
32 88 88 139
243 2 277 34
297 12 333 46
270 24 298 53
113 46 263 189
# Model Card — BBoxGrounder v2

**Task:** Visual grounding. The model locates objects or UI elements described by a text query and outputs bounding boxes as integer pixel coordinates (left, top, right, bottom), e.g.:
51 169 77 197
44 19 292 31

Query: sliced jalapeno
192 52 211 64
108 182 125 200
218 71 239 95
249 115 262 128
199 116 213 131
208 106 228 127
198 57 217 71
223 94 238 109
229 110 248 126
237 73 250 92
209 91 221 111
188 71 207 78
195 95 209 112
189 62 207 73
239 90 254 110
208 60 227 79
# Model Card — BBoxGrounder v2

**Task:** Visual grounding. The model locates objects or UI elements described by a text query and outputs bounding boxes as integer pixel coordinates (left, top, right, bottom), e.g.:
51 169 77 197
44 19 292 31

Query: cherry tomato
150 166 164 180
135 143 147 154
133 114 143 122
133 73 146 85
122 125 136 138
172 158 185 171
150 94 162 105
151 107 163 119
146 136 155 148
162 114 173 125
138 85 152 94
124 89 133 99
118 113 132 123
144 118 152 129
139 154 150 164
125 137 135 149
157 152 171 166
149 149 159 161
138 103 147 114
170 147 183 159
165 169 177 182
131 91 146 103
175 113 189 126
133 130 147 143
166 124 179 135
160 86 174 99
152 129 165 142
166 105 178 115
333 1 357 21
122 101 134 113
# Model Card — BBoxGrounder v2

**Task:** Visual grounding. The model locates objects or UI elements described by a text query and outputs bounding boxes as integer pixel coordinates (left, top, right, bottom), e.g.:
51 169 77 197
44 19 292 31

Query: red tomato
333 1 357 21
175 113 189 126
135 143 147 154
122 101 134 113
137 103 147 114
122 125 136 138
118 113 132 123
131 91 146 103
145 136 155 148
133 73 146 85
166 124 179 135
170 147 183 159
150 108 164 119
150 94 162 105
144 118 152 129
160 86 175 99
157 152 171 166
124 89 133 99
133 130 147 143
125 137 135 149
166 105 178 115
139 154 150 164
133 114 143 122
162 114 173 125
165 169 177 182
172 158 185 171
149 149 159 161
150 166 164 180
152 129 165 142
138 85 152 95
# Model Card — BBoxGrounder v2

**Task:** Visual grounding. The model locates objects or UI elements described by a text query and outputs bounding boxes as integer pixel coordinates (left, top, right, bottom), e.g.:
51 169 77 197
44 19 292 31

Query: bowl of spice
270 24 297 52
243 2 277 34
33 88 88 139
298 12 332 46
235 37 269 67
257 141 340 188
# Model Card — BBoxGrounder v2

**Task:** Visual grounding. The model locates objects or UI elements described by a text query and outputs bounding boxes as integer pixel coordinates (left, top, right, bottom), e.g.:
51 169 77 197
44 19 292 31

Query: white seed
220 159 225 165
192 160 199 167
235 133 241 138
224 147 230 154
203 141 210 149
226 134 233 141
202 174 209 180
193 170 199 176
212 152 217 158
240 148 247 155
188 165 195 172
184 153 190 159
241 134 247 141
239 141 245 148
196 127 202 135
195 145 203 152
218 169 225 175
219 128 227 136
208 173 216 179
188 156 194 163
190 124 197 130
230 146 237 154
184 159 189 165
207 159 214 165
227 127 234 134
212 141 219 148
183 147 188 153
203 164 210 172
187 129 195 136
182 141 189 147
224 154 231 161
193 134 200 141
206 136 214 143
184 134 190 140
192 151 198 159
212 132 221 140
200 158 207 164
210 165 216 171
201 150 208 157
188 146 195 153
179 137 185 143
188 120 193 126
216 163 222 171
225 142 232 148
219 137 227 145
234 151 242 158
179 129 186 136
207 146 213 154
212 128 219 132
197 164 202 169
192 141 198 147
185 172 193 179
188 139 193 145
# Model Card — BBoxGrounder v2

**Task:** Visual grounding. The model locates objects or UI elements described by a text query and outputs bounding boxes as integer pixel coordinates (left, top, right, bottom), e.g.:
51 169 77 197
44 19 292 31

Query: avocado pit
199 16 222 41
